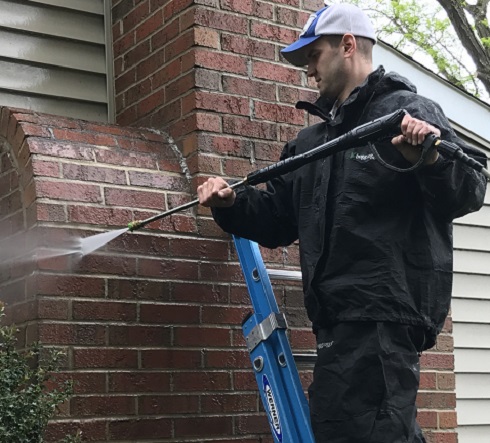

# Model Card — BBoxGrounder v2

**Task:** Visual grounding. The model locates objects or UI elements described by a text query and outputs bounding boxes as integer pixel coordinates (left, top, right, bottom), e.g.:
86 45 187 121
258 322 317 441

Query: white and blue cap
281 3 376 67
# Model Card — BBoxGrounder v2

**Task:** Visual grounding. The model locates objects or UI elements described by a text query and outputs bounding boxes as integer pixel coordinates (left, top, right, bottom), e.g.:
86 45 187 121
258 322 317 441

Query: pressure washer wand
128 109 407 232
127 180 246 232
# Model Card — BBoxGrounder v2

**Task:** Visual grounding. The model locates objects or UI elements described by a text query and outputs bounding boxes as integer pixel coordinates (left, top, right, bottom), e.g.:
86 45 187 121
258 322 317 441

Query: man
197 3 487 442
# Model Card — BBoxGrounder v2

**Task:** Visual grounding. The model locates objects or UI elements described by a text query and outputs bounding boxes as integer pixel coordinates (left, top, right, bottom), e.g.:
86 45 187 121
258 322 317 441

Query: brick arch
0 110 39 336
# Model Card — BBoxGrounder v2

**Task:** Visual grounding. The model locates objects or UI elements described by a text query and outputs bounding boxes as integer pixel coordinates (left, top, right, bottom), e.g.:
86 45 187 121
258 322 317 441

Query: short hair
324 34 374 60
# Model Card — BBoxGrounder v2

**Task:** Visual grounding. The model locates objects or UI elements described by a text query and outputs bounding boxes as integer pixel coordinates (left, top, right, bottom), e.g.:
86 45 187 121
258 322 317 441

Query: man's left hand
391 114 440 165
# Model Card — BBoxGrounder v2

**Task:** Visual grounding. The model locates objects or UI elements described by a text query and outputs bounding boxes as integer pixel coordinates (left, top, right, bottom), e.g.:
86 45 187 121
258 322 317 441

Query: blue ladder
233 235 315 443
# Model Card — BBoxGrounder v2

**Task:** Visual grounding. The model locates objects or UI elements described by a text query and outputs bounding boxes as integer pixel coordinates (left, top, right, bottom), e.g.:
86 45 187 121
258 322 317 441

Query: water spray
78 108 489 255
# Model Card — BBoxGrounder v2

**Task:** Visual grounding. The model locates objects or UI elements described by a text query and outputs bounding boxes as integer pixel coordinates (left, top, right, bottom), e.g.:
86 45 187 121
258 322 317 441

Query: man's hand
197 177 236 208
391 114 440 165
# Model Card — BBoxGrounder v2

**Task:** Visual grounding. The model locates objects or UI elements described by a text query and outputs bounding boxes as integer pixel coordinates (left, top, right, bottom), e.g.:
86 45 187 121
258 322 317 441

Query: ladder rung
293 353 317 366
267 269 302 281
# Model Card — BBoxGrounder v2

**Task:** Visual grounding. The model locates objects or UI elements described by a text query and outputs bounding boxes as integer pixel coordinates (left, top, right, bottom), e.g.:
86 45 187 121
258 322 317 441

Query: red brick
127 170 188 190
186 152 222 174
168 237 228 259
68 205 133 226
32 159 60 177
109 372 171 393
107 279 170 301
199 261 243 283
416 392 456 409
236 413 270 435
173 371 232 392
94 147 158 169
72 395 135 417
221 0 254 14
186 7 248 34
222 75 276 101
165 29 194 62
62 163 126 184
195 49 248 75
137 258 199 279
104 188 165 210
438 411 457 429
135 9 164 41
38 323 106 345
163 0 193 21
202 393 257 413
436 372 455 390
222 115 277 140
109 417 172 440
174 416 233 437
140 303 200 324
139 394 199 414
417 410 438 428
109 325 171 346
77 255 137 277
45 419 107 442
141 349 202 369
174 326 231 347
222 33 275 60
136 88 166 118
253 60 302 85
37 298 70 320
122 0 150 33
150 18 180 51
74 348 138 369
55 371 106 395
115 66 137 91
425 431 458 443
195 67 220 90
255 101 305 124
172 282 229 304
233 370 258 391
202 306 251 325
51 129 118 147
205 349 250 369
73 301 136 322
420 353 454 370
251 20 298 43
36 202 66 222
201 90 250 116
194 26 220 48
36 274 105 297
113 31 135 56
36 180 102 203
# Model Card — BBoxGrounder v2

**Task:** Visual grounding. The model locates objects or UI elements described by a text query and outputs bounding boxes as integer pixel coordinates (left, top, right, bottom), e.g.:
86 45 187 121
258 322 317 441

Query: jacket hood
296 66 418 120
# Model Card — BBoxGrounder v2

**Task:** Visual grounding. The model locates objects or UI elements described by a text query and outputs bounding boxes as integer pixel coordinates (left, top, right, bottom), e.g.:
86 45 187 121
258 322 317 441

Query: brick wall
0 0 459 442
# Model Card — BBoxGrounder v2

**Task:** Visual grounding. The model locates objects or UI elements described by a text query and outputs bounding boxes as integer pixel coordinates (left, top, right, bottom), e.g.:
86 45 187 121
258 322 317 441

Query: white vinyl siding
453 181 490 442
0 0 112 122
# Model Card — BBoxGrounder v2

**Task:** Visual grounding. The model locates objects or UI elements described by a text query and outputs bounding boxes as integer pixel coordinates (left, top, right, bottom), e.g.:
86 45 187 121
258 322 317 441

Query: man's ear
342 34 357 57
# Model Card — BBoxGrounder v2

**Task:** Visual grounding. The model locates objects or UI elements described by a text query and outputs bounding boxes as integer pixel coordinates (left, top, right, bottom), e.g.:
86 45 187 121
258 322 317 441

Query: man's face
305 36 346 101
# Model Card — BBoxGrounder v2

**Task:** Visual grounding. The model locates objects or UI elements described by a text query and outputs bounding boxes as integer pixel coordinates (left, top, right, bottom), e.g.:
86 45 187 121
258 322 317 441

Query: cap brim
281 35 321 67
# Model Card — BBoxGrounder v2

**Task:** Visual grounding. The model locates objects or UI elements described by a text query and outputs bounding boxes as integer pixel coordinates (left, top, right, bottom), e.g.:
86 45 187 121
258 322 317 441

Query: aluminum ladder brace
233 235 315 443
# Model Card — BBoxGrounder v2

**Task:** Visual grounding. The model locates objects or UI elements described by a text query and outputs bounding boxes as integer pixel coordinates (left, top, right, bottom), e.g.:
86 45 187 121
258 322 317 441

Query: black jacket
213 67 487 349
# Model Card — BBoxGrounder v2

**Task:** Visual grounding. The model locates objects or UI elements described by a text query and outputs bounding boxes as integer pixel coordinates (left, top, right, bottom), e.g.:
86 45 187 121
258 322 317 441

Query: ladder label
263 374 282 442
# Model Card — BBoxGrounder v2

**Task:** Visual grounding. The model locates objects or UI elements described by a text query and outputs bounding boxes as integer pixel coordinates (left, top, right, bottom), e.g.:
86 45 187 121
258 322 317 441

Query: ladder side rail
233 235 315 443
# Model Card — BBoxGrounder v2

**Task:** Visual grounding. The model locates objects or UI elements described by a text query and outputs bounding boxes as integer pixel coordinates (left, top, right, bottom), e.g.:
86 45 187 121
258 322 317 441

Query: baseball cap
281 3 376 67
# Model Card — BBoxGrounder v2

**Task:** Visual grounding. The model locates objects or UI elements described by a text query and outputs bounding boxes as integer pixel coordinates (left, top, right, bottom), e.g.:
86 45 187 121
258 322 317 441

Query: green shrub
0 304 81 443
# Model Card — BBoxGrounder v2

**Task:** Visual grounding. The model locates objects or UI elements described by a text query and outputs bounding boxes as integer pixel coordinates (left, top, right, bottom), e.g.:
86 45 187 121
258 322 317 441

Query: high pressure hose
127 109 489 232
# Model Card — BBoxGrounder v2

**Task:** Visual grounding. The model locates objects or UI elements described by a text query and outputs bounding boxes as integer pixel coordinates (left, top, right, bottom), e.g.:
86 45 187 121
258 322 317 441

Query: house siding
0 0 110 122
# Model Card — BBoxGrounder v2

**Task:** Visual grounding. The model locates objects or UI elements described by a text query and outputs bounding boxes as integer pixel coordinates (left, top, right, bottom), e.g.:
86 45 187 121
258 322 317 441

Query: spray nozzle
127 220 143 232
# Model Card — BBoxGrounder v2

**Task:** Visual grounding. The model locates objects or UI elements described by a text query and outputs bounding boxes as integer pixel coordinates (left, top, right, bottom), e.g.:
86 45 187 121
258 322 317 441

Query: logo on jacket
350 151 375 163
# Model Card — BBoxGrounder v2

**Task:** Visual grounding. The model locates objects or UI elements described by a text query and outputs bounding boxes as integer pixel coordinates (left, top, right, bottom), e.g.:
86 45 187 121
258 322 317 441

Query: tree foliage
343 0 490 101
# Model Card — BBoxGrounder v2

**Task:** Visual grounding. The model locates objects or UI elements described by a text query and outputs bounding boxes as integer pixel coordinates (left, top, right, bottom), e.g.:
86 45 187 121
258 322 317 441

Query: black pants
309 322 427 443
